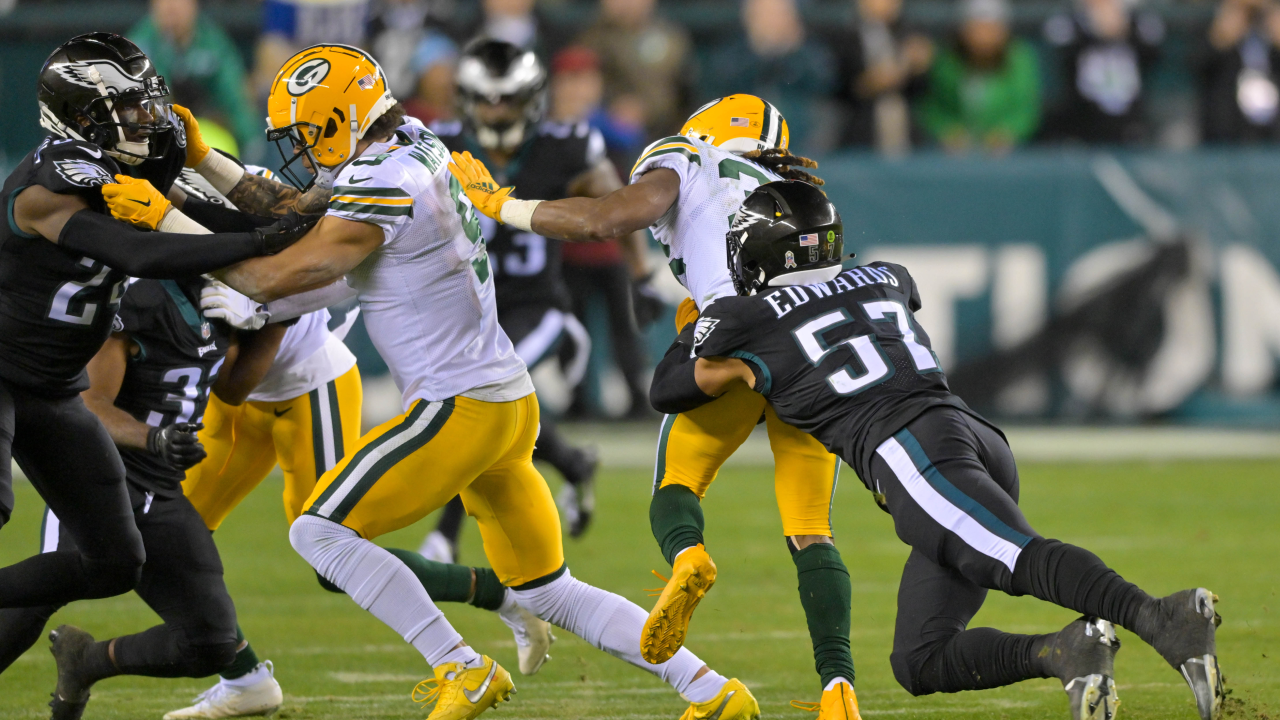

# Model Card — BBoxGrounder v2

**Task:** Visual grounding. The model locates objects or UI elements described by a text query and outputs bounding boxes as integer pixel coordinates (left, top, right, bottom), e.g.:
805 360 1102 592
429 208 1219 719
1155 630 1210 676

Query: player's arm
649 325 758 413
214 215 384 303
212 324 287 406
566 159 653 277
450 150 679 243
82 335 207 469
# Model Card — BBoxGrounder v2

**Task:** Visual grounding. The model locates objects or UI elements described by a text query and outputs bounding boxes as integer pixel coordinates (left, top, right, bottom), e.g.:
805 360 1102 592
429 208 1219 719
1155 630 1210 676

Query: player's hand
201 280 269 330
448 151 515 221
171 104 210 168
630 271 666 330
253 211 320 255
147 422 207 470
102 175 172 230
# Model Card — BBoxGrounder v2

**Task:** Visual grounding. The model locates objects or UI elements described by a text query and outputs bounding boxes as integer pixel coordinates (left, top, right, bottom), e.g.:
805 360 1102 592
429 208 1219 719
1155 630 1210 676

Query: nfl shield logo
201 322 212 340
785 251 797 269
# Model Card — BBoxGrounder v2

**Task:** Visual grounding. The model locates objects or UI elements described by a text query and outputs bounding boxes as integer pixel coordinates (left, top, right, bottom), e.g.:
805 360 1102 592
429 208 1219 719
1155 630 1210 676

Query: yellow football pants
658 299 841 537
301 393 564 588
184 365 364 531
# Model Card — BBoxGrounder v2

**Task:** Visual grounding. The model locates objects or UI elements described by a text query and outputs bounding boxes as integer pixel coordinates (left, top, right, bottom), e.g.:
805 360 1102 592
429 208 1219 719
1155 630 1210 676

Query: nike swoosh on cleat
463 663 498 704
273 407 292 417
130 199 152 206
705 691 734 720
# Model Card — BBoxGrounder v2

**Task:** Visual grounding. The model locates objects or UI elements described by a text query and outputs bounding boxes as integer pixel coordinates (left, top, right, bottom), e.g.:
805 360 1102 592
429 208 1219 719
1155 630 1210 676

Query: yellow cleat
412 655 515 720
791 681 863 720
641 544 717 664
680 678 760 720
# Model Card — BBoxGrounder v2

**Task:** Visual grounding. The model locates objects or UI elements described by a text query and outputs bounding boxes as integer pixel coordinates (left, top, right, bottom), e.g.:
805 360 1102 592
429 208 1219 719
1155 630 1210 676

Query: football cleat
681 678 760 720
163 661 284 719
419 530 458 564
496 598 555 675
48 625 98 720
556 447 598 538
641 544 717 664
790 680 862 720
1141 588 1223 720
1041 617 1120 720
412 656 514 720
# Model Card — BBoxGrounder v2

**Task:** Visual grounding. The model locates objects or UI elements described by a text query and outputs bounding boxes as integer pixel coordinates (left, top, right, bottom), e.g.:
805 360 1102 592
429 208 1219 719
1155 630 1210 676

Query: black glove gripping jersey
113 278 230 496
433 120 605 311
0 135 185 396
681 263 992 486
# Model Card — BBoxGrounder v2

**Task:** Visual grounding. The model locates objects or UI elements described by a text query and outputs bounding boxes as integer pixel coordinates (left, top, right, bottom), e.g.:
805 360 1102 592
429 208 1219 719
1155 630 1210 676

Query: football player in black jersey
0 276 286 719
421 39 653 551
0 31 310 654
650 181 1224 720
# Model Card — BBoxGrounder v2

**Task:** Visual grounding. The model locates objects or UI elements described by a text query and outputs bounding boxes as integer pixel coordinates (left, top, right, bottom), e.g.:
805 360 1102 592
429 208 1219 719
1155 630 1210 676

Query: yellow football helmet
266 44 396 189
679 94 790 154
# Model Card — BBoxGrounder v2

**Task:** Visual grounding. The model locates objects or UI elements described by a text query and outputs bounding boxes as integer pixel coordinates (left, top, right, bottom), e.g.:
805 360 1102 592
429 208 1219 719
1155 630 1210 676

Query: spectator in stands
403 31 459 125
829 0 934 153
251 0 369 101
364 0 457 124
1201 0 1280 142
577 0 692 140
550 47 654 419
128 0 258 156
917 0 1040 154
468 0 543 51
704 0 835 149
1041 0 1164 144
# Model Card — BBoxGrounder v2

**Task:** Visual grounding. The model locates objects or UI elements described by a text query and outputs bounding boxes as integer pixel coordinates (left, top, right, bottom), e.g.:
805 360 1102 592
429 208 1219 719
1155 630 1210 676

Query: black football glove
254 211 321 255
630 271 666 330
147 422 207 470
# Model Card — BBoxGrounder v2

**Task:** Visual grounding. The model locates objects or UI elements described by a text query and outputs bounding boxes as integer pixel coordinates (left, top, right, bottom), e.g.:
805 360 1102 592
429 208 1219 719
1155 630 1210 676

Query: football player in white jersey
450 95 863 719
103 45 760 720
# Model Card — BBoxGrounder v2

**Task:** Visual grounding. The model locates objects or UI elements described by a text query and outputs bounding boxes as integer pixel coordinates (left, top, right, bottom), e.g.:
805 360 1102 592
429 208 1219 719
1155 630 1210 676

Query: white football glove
201 280 270 330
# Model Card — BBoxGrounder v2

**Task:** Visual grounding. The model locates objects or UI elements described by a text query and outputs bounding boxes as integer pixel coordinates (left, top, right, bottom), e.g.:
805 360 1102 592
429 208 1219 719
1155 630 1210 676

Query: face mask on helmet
268 119 337 192
40 72 173 165
455 42 547 153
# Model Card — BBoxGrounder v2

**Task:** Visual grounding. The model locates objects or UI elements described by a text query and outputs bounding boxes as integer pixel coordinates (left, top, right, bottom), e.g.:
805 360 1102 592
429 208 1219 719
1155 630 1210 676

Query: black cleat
1041 617 1121 720
557 447 598 538
1140 588 1224 720
48 625 96 720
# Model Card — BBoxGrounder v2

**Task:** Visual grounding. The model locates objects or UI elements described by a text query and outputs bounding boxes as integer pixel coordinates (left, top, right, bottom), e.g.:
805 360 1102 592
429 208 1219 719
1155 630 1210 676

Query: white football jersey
629 135 782 310
327 119 531 409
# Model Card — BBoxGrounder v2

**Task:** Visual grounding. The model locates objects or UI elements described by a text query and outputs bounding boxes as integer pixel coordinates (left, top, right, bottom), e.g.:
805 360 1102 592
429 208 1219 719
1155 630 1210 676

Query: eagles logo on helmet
454 39 548 153
726 180 846 296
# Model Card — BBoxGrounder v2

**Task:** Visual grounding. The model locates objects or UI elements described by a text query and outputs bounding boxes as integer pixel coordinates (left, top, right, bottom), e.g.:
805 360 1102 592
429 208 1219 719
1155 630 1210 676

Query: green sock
385 548 507 610
220 625 261 680
650 484 705 566
794 543 856 689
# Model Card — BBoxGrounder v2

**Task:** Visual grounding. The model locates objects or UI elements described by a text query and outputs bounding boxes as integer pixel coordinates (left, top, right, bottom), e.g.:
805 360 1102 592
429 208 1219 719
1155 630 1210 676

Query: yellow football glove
102 175 171 230
171 104 210 168
448 150 515 221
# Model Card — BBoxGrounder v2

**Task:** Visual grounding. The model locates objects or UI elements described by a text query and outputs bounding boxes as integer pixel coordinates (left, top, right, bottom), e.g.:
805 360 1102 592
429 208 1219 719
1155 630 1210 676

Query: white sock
682 669 729 704
222 663 269 688
289 515 463 666
674 546 696 560
437 645 484 668
510 569 720 698
824 677 853 691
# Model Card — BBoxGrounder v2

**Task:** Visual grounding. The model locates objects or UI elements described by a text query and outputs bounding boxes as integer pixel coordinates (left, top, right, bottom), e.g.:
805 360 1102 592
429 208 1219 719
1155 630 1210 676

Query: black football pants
0 379 144 606
0 483 238 677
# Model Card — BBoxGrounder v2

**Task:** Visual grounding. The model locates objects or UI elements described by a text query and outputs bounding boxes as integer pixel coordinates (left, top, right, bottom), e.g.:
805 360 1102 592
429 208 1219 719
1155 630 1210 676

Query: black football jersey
0 132 186 396
433 120 604 310
113 277 230 495
691 263 982 486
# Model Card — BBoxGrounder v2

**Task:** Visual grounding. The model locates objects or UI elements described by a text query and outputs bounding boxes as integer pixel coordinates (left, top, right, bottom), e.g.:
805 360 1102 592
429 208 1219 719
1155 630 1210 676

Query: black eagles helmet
37 32 176 165
727 180 846 296
454 38 547 152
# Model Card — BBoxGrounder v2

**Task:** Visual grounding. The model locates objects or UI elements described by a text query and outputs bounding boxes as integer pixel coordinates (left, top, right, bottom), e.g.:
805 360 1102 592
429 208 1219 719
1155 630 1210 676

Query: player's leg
0 507 67 673
420 495 465 563
273 365 363 525
183 395 279 532
873 408 1222 718
0 389 144 607
765 405 858 706
462 394 760 719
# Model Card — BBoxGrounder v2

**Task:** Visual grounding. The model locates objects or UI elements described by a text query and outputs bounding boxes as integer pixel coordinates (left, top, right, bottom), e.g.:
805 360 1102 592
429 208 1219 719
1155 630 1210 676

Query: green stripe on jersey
649 135 697 150
331 186 411 198
329 201 414 217
643 147 701 166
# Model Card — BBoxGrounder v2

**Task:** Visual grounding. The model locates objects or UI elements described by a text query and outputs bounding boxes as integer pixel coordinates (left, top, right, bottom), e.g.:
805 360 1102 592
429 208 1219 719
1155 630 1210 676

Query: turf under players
449 95 858 713
104 44 760 720
649 180 1225 720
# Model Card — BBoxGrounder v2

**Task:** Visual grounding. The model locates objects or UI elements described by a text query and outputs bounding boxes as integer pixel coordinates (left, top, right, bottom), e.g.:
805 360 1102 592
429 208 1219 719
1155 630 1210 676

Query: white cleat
497 595 555 676
418 530 456 564
163 661 283 719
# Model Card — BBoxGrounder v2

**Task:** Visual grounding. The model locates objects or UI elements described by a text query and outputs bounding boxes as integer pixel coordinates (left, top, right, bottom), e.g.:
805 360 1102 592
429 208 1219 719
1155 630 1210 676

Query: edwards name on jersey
433 119 605 311
113 277 231 496
0 133 185 396
630 135 783 309
689 263 986 485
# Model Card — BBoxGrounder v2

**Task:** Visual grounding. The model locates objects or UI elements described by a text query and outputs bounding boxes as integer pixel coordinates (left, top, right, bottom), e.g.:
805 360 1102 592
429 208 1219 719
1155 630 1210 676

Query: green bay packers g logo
287 58 331 96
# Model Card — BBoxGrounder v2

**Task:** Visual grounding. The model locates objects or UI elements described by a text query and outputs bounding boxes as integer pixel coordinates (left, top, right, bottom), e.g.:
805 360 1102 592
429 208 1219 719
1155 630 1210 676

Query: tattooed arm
224 173 332 218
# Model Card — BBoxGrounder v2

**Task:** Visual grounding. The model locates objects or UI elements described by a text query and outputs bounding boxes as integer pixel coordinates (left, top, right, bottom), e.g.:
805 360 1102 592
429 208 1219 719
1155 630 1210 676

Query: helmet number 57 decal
287 58 331 96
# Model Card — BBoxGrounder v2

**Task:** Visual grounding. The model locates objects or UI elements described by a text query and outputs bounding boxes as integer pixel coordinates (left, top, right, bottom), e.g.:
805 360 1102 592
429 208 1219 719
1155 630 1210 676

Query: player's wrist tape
158 208 212 235
146 426 164 457
498 199 542 232
195 150 245 196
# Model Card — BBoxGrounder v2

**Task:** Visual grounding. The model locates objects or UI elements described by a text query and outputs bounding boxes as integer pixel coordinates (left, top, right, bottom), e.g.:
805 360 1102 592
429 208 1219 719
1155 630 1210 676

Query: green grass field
0 458 1276 719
